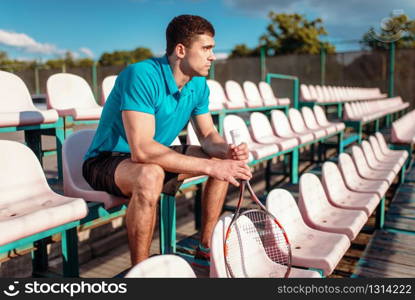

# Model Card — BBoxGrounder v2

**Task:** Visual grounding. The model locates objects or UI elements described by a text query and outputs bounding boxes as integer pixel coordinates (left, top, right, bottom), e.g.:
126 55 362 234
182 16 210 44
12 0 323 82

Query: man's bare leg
114 161 165 265
176 146 229 249
199 177 229 248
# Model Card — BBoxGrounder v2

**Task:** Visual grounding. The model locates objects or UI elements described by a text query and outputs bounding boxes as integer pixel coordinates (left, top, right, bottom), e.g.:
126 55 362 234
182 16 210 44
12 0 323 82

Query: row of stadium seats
344 97 409 122
207 79 290 111
222 107 344 162
301 84 388 103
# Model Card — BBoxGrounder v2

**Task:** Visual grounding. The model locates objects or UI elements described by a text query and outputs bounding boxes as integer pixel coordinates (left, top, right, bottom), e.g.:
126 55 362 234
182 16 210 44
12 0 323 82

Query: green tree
361 13 415 49
98 47 153 66
229 12 335 58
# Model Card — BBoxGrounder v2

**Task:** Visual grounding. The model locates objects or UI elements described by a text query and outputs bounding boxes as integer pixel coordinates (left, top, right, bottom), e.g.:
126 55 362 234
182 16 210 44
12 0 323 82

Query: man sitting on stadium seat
83 15 251 266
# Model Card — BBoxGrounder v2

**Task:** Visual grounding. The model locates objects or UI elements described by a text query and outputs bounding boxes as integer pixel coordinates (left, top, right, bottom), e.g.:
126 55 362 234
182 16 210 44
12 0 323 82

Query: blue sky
1 0 414 61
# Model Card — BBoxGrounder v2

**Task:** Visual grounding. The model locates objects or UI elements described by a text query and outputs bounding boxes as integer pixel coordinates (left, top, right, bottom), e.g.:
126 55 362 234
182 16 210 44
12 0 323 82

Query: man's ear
175 43 186 59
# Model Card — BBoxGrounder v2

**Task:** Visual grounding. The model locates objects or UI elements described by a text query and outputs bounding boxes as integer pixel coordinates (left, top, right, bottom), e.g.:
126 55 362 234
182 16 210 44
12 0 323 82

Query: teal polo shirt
84 55 210 160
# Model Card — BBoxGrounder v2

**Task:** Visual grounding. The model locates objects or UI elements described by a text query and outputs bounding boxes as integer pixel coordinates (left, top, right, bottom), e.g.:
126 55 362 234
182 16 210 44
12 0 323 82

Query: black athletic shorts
82 145 189 197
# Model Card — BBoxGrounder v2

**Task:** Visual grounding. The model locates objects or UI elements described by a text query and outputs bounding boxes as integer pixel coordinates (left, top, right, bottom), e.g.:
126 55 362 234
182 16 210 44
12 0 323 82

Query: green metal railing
265 73 299 109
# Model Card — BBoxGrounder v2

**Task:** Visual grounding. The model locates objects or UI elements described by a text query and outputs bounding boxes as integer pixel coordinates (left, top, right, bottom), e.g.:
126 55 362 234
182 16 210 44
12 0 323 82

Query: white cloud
215 52 229 60
0 29 65 56
79 47 94 58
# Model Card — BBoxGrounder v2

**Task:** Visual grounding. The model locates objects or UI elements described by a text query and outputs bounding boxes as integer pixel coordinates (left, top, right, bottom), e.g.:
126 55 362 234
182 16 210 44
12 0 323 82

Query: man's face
183 34 216 77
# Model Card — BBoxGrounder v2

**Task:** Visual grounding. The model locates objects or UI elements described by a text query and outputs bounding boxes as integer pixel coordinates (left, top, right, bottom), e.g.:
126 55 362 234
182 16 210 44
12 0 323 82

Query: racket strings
225 210 290 277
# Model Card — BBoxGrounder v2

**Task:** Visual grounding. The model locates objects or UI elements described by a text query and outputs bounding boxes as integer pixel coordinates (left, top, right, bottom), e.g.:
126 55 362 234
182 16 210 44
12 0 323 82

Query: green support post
92 61 98 102
290 148 299 184
375 197 385 229
34 65 40 95
61 227 80 277
388 42 395 98
260 46 266 81
159 194 176 254
320 44 326 86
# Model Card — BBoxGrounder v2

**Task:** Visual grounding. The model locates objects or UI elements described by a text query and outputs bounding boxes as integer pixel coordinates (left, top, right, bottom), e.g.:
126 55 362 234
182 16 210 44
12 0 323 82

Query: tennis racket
223 129 292 278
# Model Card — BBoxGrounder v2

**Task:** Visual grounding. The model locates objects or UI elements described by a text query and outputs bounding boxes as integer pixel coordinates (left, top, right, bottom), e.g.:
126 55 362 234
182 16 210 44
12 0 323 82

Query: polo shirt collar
160 54 195 97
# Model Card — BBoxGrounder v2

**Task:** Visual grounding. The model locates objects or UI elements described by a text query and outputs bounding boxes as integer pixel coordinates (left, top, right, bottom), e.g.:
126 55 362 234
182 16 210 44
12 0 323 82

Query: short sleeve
119 65 157 114
192 78 210 116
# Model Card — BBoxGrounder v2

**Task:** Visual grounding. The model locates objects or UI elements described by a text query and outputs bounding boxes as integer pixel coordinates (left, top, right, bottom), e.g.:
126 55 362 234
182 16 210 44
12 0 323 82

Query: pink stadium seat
351 146 396 185
250 112 298 151
301 107 337 135
266 189 351 276
101 75 117 105
63 130 127 209
243 81 267 107
125 255 196 278
338 153 389 198
0 70 59 127
47 73 102 121
210 214 324 277
225 80 250 108
374 133 408 165
300 84 315 102
271 110 314 144
313 106 345 131
361 140 401 174
369 135 406 167
223 115 279 161
259 82 290 106
288 108 326 139
299 173 368 240
0 140 88 246
206 79 226 111
322 162 380 216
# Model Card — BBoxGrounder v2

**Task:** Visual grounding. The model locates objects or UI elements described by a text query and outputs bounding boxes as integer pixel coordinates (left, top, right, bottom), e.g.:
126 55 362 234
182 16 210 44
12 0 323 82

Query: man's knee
133 164 165 201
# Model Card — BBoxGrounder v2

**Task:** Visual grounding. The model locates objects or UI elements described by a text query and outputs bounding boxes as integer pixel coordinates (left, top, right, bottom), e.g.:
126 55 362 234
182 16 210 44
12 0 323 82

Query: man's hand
228 142 250 162
207 159 252 186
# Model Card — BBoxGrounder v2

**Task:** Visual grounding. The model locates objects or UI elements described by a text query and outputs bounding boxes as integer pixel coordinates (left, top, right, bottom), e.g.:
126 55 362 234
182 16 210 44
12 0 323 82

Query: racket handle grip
230 129 243 146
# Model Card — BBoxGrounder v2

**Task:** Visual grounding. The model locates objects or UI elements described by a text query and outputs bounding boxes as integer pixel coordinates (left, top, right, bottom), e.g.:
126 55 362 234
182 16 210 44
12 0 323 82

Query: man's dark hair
166 15 215 56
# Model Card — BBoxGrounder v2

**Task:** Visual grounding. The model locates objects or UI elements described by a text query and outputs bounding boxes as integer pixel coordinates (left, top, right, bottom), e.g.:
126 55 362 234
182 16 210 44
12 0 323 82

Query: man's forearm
200 132 230 159
133 140 213 175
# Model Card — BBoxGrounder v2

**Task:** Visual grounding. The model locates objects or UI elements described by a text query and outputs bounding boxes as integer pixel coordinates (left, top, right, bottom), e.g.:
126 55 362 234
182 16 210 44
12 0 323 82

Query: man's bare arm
191 113 249 161
122 110 251 185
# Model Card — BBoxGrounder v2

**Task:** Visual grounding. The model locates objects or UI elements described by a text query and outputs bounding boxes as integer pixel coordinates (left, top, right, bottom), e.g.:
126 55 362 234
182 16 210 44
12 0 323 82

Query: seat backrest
101 75 117 105
288 108 307 133
368 135 384 160
243 81 263 104
300 84 312 101
225 80 246 104
375 132 390 155
0 140 50 205
47 73 99 110
125 255 196 278
207 79 227 104
271 110 294 138
299 173 332 220
313 106 329 126
250 112 275 141
62 130 97 193
210 214 232 277
301 107 319 130
210 213 289 278
0 71 37 112
351 145 370 173
223 114 253 144
186 122 201 146
266 188 308 241
361 140 380 168
322 162 349 200
338 153 362 188
258 81 276 101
